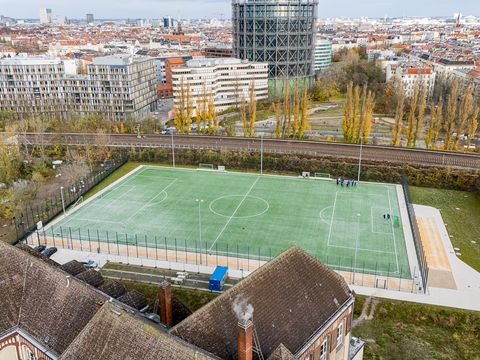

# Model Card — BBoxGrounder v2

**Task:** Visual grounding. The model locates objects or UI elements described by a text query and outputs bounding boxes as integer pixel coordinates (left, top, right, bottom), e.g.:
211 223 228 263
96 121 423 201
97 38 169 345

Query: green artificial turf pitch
51 166 412 278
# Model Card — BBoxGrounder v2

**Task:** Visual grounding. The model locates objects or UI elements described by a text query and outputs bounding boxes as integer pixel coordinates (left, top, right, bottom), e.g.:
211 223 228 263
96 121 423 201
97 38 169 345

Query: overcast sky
0 0 478 20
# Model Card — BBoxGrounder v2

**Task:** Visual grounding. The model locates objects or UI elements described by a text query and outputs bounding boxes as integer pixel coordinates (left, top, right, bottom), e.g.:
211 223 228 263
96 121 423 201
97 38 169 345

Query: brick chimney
157 280 173 326
237 320 254 360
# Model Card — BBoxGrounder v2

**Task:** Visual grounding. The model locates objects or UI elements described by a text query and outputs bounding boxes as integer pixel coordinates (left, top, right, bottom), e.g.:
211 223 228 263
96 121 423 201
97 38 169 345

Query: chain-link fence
13 155 128 243
401 175 429 293
26 225 423 294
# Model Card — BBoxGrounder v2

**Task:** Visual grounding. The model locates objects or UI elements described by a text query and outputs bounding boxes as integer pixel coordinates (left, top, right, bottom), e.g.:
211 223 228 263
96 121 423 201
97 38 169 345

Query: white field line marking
116 185 137 200
209 176 260 251
328 244 396 255
124 178 178 224
370 207 394 235
387 186 400 274
327 192 338 246
324 263 400 275
58 218 124 226
354 215 360 271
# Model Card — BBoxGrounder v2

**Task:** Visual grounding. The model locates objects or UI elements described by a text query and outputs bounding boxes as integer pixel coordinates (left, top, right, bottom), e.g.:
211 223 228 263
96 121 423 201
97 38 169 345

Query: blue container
209 266 228 291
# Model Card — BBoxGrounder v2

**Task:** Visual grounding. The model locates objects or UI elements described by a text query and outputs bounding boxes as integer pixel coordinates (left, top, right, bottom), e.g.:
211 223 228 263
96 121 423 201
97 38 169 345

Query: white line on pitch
328 244 396 255
327 191 338 246
387 186 400 273
209 176 260 251
124 179 178 223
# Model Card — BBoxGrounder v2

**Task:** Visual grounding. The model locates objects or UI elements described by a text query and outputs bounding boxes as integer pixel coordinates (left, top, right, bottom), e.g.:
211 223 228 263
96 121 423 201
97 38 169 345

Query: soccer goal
198 163 215 171
314 173 331 179
66 196 83 215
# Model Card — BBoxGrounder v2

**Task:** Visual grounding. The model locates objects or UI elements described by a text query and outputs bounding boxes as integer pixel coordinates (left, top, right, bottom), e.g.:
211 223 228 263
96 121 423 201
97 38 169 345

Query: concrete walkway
350 205 480 311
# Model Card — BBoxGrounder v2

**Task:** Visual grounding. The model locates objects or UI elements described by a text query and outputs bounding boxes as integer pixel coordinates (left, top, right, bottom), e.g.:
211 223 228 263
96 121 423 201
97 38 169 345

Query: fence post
194 240 198 266
155 236 158 261
96 230 100 254
87 229 91 252
126 234 129 258
116 232 120 256
226 243 229 268
164 237 168 261
144 235 148 259
175 238 178 262
107 231 110 255
135 234 138 258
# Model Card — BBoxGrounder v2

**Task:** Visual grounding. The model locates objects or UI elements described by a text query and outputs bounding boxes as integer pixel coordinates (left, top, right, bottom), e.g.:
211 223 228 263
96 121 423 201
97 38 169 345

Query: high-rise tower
232 0 318 94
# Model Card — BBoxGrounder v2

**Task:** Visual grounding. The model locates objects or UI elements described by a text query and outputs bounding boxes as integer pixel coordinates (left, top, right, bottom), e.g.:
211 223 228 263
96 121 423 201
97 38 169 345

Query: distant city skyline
0 0 479 20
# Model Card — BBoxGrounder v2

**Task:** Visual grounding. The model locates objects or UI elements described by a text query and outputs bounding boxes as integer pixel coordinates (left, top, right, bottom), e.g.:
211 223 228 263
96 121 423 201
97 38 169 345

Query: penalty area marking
319 206 334 225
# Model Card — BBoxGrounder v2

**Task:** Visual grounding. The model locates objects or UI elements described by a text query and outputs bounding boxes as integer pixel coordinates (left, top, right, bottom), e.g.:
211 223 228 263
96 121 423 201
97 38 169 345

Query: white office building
39 8 52 24
314 40 332 72
172 58 269 116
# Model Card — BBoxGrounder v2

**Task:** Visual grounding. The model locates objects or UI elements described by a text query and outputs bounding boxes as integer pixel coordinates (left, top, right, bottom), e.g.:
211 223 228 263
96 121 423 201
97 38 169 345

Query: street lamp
171 129 176 168
60 186 66 216
195 199 204 264
357 137 363 183
260 133 264 175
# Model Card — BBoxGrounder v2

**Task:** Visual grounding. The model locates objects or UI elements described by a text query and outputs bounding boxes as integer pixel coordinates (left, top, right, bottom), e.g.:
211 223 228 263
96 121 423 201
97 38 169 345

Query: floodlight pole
196 199 204 264
260 133 264 175
60 186 66 216
171 130 176 168
357 137 363 182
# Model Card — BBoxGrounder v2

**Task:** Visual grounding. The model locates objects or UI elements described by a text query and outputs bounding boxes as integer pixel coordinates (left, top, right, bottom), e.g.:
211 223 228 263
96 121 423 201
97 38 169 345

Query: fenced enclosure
13 155 128 243
26 225 423 293
41 165 417 281
401 175 429 292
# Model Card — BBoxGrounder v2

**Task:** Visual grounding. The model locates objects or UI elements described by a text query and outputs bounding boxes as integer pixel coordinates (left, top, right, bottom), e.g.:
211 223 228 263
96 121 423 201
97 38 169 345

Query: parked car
33 245 46 253
42 247 57 258
81 259 98 269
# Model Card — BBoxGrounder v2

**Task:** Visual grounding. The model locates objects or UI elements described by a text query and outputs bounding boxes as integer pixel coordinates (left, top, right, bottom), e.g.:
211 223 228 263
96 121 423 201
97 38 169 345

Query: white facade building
0 55 157 120
39 8 52 24
172 58 268 116
386 64 436 98
314 40 332 72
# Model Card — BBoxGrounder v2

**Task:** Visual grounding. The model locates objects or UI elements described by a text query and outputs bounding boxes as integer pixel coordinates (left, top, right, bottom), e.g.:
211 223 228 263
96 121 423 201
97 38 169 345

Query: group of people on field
336 177 357 188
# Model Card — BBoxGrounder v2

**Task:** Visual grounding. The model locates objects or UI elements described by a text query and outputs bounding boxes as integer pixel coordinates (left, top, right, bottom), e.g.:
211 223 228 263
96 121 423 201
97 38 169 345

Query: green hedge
128 147 480 193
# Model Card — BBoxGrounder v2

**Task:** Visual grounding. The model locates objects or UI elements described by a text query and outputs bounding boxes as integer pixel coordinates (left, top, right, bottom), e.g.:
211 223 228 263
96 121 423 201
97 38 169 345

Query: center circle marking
209 195 270 219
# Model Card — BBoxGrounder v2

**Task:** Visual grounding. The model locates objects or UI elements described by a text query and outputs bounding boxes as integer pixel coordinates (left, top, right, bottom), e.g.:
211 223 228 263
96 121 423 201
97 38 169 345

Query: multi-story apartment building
172 58 268 116
386 64 436 98
314 40 332 72
65 55 157 120
0 57 68 115
0 55 157 120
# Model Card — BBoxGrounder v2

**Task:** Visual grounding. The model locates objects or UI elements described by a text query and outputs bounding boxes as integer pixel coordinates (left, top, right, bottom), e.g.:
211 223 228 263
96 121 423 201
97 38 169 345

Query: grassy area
353 297 480 360
410 187 480 272
83 162 143 200
116 279 218 312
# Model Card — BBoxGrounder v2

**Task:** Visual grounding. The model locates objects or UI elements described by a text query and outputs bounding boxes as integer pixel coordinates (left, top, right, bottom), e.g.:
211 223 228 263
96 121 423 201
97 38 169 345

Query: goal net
198 163 215 171
67 196 83 215
314 173 331 179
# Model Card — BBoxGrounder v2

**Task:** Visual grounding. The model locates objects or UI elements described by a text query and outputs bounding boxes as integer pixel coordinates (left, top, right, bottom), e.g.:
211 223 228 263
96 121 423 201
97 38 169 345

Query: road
18 132 480 169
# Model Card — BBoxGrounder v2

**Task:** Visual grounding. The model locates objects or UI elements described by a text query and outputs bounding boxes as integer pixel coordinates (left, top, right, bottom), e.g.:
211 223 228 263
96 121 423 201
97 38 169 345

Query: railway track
18 132 480 169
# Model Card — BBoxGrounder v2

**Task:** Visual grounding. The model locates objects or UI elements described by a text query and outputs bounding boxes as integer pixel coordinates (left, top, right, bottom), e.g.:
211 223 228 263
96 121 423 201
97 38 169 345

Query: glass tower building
232 0 318 90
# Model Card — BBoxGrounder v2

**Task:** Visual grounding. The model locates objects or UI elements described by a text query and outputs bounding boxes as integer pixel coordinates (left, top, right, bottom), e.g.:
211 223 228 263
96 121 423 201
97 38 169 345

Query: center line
209 176 260 251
